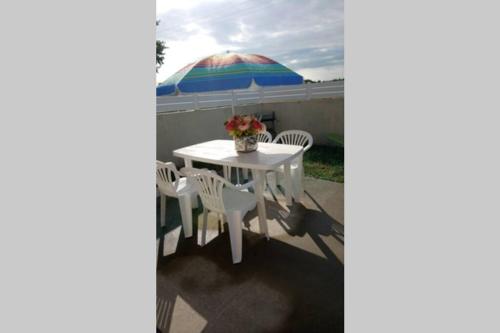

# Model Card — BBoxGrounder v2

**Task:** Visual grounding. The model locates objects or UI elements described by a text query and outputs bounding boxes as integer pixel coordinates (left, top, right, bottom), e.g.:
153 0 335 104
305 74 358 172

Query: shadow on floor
157 233 343 332
156 181 344 332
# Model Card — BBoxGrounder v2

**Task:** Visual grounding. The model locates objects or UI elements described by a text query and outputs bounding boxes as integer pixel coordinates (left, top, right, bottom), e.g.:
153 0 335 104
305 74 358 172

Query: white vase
234 135 258 152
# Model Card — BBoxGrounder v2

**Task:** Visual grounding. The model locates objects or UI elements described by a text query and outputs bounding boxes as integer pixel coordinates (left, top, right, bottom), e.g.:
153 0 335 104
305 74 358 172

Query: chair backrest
273 130 313 152
256 131 273 143
156 161 182 197
183 168 227 214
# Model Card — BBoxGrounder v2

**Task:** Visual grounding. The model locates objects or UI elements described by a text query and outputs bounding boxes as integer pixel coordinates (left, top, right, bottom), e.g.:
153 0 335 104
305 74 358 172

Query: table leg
222 165 230 180
251 169 270 240
295 153 305 202
184 159 192 168
283 162 293 206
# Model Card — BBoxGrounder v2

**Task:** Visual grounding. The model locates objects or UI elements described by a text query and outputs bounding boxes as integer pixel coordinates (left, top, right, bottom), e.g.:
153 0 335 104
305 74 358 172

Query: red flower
225 120 236 131
225 114 265 137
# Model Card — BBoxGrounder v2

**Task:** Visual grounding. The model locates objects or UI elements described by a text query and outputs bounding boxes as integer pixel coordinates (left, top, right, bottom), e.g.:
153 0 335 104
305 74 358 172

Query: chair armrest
222 178 255 191
180 167 211 176
183 167 251 192
232 180 255 190
164 162 183 178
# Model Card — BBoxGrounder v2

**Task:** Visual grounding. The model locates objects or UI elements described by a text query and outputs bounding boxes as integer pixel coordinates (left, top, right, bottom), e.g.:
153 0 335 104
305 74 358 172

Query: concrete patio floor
156 176 344 332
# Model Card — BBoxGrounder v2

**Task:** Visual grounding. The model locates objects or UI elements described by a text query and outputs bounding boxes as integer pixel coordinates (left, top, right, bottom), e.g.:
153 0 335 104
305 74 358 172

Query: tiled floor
157 177 344 332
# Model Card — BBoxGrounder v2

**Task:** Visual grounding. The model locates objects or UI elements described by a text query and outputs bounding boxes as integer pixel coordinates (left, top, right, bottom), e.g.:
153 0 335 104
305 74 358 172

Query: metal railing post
306 84 312 100
231 90 236 115
194 94 199 109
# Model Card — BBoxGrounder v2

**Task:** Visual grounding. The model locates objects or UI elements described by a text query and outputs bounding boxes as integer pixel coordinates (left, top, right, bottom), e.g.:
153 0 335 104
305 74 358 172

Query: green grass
303 145 344 183
327 133 344 146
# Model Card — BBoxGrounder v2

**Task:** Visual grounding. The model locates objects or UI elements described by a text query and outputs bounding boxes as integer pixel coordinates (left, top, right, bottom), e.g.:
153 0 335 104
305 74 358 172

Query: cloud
299 66 344 81
228 21 252 43
156 0 226 15
156 0 343 82
157 33 239 84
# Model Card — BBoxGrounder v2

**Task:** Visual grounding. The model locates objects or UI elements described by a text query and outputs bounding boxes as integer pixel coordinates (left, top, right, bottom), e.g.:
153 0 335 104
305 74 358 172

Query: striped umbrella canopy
156 51 303 96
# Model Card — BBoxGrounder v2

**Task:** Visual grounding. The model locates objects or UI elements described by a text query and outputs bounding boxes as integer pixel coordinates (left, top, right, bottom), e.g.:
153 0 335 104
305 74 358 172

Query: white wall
157 97 344 165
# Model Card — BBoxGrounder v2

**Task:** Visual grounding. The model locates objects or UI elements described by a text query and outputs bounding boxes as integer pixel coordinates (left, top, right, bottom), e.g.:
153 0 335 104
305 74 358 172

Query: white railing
156 80 344 113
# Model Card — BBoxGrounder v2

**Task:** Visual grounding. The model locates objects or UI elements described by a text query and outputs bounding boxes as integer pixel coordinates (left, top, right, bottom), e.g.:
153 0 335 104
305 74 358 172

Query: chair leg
201 208 208 246
160 195 166 227
190 191 199 209
178 194 193 238
219 213 225 233
226 211 243 264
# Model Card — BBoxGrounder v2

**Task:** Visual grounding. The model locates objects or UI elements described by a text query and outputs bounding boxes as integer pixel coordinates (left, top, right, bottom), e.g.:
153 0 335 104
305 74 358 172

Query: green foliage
156 40 166 71
156 20 167 72
303 145 344 183
327 133 344 146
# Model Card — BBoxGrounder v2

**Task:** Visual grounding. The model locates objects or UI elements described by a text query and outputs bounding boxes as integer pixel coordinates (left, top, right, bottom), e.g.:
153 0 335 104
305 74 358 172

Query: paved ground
157 177 344 333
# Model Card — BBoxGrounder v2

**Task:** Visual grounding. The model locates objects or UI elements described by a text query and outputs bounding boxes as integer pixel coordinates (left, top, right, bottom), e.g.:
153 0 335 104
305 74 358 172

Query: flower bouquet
224 115 266 152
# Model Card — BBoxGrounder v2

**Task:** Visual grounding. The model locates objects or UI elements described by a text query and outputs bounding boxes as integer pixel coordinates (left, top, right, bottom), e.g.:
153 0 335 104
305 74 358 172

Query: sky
156 0 344 84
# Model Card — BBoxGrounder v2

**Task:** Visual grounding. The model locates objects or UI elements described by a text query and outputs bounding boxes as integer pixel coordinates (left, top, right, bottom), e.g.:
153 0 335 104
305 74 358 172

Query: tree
156 40 166 72
156 20 167 72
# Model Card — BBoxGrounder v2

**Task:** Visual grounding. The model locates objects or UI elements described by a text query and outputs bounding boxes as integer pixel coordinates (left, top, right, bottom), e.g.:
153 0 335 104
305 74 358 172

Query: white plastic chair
156 161 198 238
183 167 258 264
241 131 273 181
266 130 313 201
272 130 313 150
256 131 273 143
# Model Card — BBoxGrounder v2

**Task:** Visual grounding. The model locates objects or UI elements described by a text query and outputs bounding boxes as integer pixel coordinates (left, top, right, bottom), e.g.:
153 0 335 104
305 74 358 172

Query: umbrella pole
231 90 236 115
232 89 241 184
231 89 239 184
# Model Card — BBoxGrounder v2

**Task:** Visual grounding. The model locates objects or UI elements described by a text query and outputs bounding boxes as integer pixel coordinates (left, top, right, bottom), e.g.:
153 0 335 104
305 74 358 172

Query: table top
173 140 303 170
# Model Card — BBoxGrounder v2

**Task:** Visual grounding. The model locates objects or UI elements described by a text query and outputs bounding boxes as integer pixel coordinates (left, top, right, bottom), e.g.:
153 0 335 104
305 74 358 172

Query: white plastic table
173 139 304 238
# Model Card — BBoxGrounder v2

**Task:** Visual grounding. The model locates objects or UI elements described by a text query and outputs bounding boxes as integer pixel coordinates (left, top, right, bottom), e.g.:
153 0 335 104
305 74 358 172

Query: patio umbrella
156 51 303 113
